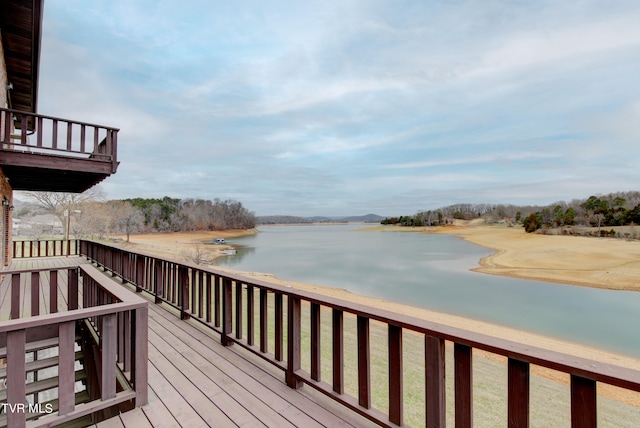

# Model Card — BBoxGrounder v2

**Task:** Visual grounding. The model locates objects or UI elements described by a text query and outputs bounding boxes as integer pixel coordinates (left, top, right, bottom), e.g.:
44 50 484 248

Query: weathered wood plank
147 344 233 428
146 363 208 427
118 407 154 428
140 387 180 428
146 299 362 427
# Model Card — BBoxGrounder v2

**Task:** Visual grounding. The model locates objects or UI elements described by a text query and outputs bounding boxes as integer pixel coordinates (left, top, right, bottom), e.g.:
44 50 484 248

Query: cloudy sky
35 0 640 216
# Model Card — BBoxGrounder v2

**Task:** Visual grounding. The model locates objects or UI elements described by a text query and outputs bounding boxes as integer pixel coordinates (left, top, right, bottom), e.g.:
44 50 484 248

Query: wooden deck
3 258 374 427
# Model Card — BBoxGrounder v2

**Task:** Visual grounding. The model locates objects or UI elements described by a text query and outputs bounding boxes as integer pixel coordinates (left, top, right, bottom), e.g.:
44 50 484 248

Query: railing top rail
0 264 147 332
78 264 148 304
83 239 640 392
0 300 145 333
0 266 74 275
1 107 120 132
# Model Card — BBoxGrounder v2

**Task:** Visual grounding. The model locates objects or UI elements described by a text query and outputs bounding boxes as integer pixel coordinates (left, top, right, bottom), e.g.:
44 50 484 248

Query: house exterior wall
1 30 7 108
1 30 13 266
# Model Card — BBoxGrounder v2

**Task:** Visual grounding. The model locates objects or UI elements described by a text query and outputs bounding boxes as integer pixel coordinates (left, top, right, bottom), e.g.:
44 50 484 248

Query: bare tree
181 245 217 265
25 187 105 237
108 201 145 242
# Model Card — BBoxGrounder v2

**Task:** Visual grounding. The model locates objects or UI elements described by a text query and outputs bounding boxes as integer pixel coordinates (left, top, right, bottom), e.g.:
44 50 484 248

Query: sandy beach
113 224 640 406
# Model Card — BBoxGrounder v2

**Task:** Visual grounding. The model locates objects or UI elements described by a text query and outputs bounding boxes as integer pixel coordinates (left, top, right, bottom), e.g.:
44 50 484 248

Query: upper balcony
0 108 119 192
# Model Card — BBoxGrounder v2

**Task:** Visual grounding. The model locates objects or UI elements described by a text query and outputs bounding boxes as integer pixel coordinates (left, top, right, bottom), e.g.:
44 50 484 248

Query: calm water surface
214 224 640 357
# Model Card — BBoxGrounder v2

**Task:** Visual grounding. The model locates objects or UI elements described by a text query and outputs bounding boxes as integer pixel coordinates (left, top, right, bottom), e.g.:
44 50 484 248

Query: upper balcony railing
80 240 640 428
0 108 119 173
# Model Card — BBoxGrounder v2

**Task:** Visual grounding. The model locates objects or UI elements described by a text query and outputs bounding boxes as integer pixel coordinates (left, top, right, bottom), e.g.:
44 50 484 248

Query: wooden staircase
0 333 91 427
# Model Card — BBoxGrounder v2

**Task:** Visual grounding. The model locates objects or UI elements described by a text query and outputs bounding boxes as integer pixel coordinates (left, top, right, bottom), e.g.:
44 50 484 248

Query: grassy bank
232 291 640 428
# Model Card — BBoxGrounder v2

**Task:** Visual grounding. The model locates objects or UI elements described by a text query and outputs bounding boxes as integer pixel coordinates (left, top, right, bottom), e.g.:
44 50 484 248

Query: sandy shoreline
113 225 640 406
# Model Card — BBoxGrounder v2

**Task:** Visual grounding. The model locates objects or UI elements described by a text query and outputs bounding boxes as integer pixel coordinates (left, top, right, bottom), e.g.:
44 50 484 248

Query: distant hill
257 213 385 224
257 215 313 225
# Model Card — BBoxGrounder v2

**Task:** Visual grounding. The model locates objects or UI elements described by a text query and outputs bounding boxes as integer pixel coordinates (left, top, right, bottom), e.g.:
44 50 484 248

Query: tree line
17 191 256 241
382 191 640 234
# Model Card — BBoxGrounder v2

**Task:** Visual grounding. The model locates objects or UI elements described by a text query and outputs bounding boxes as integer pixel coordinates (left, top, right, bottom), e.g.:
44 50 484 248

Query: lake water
214 224 640 358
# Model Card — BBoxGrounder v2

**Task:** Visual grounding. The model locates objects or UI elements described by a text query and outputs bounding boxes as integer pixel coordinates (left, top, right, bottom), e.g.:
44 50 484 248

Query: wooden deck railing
12 239 79 258
81 240 640 428
0 108 118 172
0 265 148 427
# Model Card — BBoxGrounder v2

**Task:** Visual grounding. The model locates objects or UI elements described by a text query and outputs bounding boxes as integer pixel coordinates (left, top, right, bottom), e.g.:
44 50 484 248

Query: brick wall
0 168 12 266
0 31 11 266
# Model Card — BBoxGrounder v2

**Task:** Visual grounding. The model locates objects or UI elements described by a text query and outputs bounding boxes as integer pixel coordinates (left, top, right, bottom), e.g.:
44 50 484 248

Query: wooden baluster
246 285 254 346
37 116 43 147
180 266 190 320
206 273 213 323
275 293 283 361
123 310 131 372
198 271 204 318
52 119 58 149
80 124 86 152
213 275 221 327
11 273 20 319
67 121 73 150
571 375 596 428
68 268 78 310
2 111 11 145
31 271 39 316
455 343 473 428
58 321 76 415
389 324 403 426
136 255 144 292
332 308 344 394
191 269 197 314
221 277 233 346
155 260 163 303
50 270 58 313
508 358 530 428
7 329 26 427
235 282 243 340
20 114 27 145
425 335 446 428
286 295 302 388
357 315 371 408
101 314 117 399
259 289 268 352
311 302 321 381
